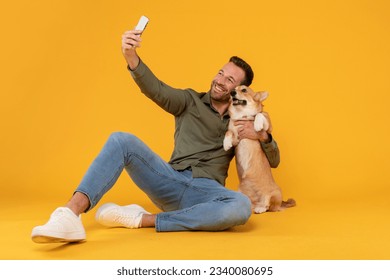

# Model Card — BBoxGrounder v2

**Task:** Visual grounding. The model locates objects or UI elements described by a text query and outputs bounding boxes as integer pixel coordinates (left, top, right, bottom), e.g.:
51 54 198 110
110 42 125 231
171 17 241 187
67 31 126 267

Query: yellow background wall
1 0 390 260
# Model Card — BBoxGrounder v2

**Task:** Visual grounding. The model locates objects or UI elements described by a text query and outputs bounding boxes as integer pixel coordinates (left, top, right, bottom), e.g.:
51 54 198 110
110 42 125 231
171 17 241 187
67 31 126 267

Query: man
31 28 280 243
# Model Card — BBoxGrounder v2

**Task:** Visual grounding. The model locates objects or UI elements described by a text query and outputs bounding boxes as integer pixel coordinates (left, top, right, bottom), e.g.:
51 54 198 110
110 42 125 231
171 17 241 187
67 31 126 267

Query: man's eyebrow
219 69 236 82
227 74 236 82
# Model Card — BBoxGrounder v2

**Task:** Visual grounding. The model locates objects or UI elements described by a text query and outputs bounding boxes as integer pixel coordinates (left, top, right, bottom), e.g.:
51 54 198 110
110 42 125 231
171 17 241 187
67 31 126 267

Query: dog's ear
255 91 269 102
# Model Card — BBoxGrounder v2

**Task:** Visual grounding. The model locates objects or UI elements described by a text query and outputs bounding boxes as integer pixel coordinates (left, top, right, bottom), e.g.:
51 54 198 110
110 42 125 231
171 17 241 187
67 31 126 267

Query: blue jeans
76 132 251 232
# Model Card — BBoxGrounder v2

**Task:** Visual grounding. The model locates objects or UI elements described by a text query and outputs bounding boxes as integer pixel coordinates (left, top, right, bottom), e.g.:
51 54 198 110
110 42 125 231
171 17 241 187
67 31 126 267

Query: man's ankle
65 192 90 216
141 214 156 227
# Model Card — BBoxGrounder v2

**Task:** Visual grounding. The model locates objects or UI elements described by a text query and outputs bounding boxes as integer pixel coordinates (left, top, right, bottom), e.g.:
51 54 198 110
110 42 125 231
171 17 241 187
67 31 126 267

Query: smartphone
135 15 149 32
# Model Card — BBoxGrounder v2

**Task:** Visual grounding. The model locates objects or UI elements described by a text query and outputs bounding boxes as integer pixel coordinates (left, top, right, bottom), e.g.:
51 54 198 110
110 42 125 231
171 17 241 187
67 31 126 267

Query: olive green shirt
129 60 280 185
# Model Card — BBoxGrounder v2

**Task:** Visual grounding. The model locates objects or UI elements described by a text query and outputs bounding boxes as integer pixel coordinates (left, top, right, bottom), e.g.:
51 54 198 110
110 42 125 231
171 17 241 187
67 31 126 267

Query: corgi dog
223 85 295 213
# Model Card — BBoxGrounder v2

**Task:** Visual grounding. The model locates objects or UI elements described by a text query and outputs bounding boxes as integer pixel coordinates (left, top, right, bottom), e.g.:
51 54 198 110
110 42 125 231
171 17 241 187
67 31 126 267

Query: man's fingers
122 35 142 50
123 30 143 36
122 31 142 42
234 120 253 127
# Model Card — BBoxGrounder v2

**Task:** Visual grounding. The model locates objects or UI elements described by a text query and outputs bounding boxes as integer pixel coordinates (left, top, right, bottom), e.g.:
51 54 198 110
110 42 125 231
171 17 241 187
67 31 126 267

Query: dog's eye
241 88 247 93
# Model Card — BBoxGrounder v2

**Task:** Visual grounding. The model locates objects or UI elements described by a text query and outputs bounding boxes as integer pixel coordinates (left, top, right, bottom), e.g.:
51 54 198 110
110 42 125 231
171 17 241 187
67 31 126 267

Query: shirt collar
201 92 230 119
201 92 211 105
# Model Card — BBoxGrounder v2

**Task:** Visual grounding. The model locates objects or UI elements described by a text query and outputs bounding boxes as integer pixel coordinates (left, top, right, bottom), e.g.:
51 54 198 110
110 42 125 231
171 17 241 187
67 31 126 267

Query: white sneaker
31 207 86 243
95 203 150 228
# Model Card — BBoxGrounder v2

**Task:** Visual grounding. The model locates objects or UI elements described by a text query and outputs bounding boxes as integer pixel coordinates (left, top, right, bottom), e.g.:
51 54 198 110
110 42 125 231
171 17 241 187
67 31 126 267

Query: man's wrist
260 133 272 144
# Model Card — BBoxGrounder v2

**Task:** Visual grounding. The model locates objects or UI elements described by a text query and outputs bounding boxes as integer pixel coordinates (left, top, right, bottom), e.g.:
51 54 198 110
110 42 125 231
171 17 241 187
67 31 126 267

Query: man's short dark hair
229 56 254 86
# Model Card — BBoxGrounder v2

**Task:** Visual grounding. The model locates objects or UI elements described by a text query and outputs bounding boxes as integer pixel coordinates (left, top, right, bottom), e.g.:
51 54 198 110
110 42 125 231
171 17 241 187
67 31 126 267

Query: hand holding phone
135 15 149 32
122 15 149 63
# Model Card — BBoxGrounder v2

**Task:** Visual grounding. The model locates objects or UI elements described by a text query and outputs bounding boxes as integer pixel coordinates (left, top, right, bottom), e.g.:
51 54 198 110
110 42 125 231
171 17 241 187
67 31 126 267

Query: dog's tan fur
223 85 295 213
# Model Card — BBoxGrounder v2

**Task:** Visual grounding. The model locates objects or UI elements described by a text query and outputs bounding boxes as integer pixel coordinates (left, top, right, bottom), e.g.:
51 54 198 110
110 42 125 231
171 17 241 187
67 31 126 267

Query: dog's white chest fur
223 113 269 152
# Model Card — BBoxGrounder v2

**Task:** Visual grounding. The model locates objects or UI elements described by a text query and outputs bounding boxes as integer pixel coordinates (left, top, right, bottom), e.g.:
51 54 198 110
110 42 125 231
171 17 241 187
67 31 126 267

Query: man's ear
255 91 269 102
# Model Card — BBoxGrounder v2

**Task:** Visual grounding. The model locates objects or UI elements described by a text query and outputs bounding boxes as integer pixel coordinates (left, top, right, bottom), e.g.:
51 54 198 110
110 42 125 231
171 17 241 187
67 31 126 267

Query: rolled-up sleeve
260 134 280 168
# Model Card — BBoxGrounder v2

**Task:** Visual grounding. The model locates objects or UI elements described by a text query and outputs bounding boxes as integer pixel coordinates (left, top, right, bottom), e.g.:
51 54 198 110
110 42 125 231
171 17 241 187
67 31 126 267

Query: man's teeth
215 85 225 93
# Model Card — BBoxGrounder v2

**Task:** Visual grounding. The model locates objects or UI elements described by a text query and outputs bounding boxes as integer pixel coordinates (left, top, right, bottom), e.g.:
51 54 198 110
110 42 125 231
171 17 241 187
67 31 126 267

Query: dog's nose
230 90 237 97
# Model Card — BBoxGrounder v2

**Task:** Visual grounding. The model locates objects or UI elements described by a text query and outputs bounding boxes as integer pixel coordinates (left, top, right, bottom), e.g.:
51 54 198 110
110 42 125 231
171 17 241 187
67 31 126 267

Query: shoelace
113 208 140 228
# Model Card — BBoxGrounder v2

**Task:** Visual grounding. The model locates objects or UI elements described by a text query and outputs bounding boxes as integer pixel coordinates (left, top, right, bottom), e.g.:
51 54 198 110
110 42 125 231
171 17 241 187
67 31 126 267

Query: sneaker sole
31 228 86 244
32 235 85 243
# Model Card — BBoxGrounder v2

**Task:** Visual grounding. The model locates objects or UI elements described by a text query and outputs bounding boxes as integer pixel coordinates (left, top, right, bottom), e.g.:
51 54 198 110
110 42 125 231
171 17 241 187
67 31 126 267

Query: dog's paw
254 115 265 132
253 207 267 214
223 137 233 151
254 113 269 132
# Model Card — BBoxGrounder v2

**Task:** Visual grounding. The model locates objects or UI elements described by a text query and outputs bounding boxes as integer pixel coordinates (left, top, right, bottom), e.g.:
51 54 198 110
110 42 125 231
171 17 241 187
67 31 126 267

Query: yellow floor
1 191 389 260
1 0 390 265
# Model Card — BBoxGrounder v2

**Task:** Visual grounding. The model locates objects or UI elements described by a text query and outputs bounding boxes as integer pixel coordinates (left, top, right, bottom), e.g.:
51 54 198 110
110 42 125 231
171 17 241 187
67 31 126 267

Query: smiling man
31 29 280 243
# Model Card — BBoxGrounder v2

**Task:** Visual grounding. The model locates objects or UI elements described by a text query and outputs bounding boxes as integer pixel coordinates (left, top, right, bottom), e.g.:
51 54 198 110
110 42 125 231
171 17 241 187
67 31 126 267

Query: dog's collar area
232 98 247 106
